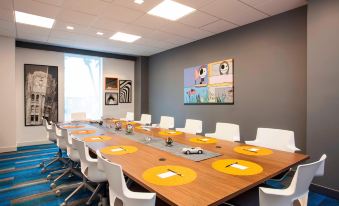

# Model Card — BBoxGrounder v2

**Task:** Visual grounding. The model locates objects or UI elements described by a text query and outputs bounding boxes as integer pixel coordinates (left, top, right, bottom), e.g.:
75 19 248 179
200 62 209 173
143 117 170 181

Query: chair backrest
184 119 202 134
98 152 128 198
71 112 86 121
72 138 92 174
126 112 134 121
289 154 326 197
140 114 152 125
215 122 240 141
159 116 174 129
255 128 296 152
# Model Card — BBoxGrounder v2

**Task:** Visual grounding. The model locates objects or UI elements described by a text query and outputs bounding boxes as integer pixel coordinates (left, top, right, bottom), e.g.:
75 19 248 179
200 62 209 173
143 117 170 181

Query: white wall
102 58 135 119
15 48 135 146
0 36 16 152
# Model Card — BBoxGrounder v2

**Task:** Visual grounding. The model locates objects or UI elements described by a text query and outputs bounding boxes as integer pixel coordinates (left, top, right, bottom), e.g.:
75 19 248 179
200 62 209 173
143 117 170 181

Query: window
64 54 102 121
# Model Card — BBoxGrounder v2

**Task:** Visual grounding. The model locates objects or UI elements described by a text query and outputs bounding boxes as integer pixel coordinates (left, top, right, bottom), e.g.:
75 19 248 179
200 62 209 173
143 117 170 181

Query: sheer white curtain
64 54 102 121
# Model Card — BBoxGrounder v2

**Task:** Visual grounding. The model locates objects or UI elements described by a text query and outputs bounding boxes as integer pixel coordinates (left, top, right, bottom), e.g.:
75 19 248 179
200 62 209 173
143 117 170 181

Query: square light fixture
147 0 195 21
15 11 55 28
66 26 74 30
110 32 141 43
134 0 144 4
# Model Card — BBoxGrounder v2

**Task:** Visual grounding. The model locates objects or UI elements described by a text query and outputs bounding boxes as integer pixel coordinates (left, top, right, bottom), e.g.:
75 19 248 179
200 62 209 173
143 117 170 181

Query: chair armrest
259 187 291 196
152 123 159 128
287 145 301 152
245 140 256 145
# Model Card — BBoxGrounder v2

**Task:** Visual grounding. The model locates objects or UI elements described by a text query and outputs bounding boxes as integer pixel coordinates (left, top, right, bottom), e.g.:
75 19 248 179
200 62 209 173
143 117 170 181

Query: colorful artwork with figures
184 59 234 104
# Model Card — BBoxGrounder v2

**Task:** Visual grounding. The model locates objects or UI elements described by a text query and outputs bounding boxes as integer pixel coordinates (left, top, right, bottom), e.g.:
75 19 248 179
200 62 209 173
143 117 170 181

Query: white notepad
157 171 176 179
231 164 248 170
248 148 259 152
111 148 124 152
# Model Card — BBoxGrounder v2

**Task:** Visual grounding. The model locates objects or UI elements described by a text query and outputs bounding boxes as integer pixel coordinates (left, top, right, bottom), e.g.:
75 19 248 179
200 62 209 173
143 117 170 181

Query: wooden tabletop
79 122 308 206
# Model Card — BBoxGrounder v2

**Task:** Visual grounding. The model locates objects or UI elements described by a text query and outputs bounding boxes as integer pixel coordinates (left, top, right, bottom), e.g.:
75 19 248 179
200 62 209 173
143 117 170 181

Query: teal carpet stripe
17 144 56 151
0 148 58 160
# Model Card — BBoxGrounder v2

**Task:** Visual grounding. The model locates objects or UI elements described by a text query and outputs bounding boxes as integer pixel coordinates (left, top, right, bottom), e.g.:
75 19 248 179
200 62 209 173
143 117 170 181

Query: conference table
66 120 308 206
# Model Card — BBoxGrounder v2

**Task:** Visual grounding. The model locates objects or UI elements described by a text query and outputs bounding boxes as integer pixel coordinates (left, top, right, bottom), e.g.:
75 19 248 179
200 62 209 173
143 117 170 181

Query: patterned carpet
0 144 338 206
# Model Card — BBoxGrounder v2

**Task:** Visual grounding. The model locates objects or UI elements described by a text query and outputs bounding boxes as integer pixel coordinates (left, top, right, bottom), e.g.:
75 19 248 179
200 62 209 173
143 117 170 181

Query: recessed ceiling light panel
15 11 55 28
147 0 195 21
110 32 141 43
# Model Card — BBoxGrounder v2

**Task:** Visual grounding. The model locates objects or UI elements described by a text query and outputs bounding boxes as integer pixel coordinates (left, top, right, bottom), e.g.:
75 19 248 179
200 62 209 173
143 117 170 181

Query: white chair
98 151 156 206
135 114 152 125
120 112 134 121
71 112 87 121
40 118 58 168
152 116 174 129
176 119 203 134
245 128 300 152
71 138 107 206
205 122 240 142
259 154 327 206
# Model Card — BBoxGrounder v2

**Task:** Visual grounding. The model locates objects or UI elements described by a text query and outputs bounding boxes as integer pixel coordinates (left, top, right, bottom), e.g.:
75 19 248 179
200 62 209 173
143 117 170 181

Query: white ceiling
0 0 307 56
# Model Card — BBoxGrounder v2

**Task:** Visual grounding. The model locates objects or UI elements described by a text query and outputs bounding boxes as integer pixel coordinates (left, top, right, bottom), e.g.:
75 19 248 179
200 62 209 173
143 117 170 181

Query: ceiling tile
201 19 237 34
135 38 177 49
91 17 127 32
99 3 144 23
56 9 97 26
179 10 218 28
85 27 113 38
0 0 13 10
61 0 108 15
0 8 14 22
17 31 49 42
120 24 155 38
52 21 89 33
14 0 61 18
16 23 51 36
134 14 172 30
160 22 213 40
33 0 64 6
148 30 194 45
176 0 215 9
113 0 161 12
240 0 307 16
200 0 268 26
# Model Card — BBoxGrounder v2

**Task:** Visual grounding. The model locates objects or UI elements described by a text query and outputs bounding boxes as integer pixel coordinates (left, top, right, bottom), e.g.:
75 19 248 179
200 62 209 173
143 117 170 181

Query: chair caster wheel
47 174 52 180
50 182 57 189
39 162 44 168
55 190 61 197
41 168 47 174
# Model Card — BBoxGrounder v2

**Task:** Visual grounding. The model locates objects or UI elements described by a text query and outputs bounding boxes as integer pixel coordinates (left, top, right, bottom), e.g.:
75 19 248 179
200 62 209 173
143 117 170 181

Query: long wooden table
75 122 308 206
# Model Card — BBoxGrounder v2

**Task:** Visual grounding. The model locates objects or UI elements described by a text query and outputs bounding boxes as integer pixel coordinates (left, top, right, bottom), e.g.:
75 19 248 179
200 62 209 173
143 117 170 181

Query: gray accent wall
307 0 339 190
148 7 307 151
135 56 149 119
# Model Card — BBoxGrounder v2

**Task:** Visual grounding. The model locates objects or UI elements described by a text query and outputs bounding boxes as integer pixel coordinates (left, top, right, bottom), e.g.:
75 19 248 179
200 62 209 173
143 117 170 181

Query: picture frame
119 80 132 103
105 92 118 105
105 77 118 90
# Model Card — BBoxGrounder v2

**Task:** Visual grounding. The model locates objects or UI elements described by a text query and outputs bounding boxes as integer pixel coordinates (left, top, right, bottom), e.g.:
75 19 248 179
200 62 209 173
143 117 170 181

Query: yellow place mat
100 145 138 155
61 125 85 129
158 130 183 136
142 165 197 186
234 146 273 156
212 159 263 176
83 136 112 142
189 137 217 144
71 130 96 135
122 121 137 125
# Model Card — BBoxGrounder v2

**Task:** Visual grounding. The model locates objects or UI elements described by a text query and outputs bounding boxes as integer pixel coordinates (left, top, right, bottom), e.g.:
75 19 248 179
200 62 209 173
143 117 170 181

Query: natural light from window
64 54 102 121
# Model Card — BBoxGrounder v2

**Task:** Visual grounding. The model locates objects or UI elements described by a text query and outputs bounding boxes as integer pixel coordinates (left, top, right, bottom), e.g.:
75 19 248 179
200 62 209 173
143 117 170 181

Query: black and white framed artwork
119 80 132 103
105 92 118 105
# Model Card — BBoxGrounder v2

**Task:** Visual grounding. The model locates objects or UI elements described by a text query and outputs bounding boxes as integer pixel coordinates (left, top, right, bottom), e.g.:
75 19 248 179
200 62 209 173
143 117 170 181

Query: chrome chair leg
61 182 85 206
86 183 104 205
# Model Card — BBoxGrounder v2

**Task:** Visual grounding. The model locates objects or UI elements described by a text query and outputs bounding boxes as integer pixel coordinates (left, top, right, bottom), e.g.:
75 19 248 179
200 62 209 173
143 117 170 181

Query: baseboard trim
310 183 339 200
0 146 17 153
17 140 52 147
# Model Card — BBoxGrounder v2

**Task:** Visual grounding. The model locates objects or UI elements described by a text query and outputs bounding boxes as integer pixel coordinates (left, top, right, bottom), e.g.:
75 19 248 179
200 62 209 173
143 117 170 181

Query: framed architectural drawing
24 64 58 126
119 80 132 103
105 92 118 105
184 59 234 105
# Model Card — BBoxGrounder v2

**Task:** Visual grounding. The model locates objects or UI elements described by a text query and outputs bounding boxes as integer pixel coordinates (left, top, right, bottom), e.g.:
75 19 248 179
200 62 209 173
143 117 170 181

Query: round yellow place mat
189 137 217 144
212 159 263 176
100 145 138 155
71 130 96 135
122 121 137 125
142 165 197 186
158 130 183 136
62 125 85 129
83 136 112 142
234 146 273 156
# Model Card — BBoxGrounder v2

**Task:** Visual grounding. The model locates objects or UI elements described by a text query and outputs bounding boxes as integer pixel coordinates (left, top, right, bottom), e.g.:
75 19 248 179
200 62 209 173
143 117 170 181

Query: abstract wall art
24 64 58 126
105 77 118 90
119 80 132 103
105 92 118 105
184 59 234 105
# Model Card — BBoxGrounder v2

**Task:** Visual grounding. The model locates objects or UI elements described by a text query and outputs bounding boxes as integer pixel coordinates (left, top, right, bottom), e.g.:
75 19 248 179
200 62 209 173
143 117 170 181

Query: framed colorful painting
184 59 234 105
